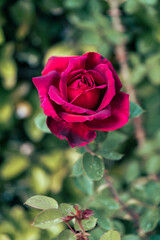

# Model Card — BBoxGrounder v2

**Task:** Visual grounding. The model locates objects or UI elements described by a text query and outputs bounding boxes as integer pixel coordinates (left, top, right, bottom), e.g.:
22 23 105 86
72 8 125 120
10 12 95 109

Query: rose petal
67 69 86 85
48 85 95 114
47 117 96 147
32 71 61 119
41 98 60 120
60 56 87 100
85 92 129 131
107 60 122 92
42 56 77 75
32 71 60 101
59 106 111 122
67 56 87 71
84 52 108 69
68 80 107 102
69 84 107 109
68 87 85 102
87 69 107 85
71 88 101 110
68 79 91 89
94 64 116 110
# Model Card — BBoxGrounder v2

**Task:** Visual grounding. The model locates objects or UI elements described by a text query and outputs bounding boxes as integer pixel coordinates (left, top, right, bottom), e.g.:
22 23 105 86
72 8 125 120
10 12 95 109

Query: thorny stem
104 171 150 239
84 145 145 236
104 170 139 222
107 0 146 148
84 146 139 222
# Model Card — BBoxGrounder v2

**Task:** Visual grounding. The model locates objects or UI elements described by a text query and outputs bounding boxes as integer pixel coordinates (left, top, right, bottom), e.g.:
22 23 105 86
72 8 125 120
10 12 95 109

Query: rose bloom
33 52 129 147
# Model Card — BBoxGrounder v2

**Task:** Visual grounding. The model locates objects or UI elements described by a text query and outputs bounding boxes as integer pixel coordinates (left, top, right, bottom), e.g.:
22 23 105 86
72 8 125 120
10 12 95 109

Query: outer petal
48 85 95 114
32 71 60 101
47 117 96 147
32 71 61 119
42 56 77 75
41 98 61 120
85 92 129 131
84 52 108 69
94 64 116 111
59 106 111 122
107 60 122 92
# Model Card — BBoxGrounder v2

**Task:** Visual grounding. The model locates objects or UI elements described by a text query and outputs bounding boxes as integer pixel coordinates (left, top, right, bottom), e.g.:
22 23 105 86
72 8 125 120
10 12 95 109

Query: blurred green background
0 0 160 239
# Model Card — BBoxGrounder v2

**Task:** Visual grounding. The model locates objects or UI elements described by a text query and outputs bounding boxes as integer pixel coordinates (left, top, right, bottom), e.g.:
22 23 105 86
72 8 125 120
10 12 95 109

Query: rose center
78 75 95 89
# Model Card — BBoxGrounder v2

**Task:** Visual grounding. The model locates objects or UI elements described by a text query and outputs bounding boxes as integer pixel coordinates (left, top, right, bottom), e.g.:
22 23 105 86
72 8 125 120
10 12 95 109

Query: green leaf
150 235 160 240
74 216 97 231
31 167 50 194
0 234 11 240
25 195 58 210
112 221 125 235
90 228 105 240
146 54 160 85
97 149 124 161
71 157 83 177
33 209 63 229
73 174 94 195
64 0 85 9
100 230 121 240
10 1 34 24
95 210 113 230
137 35 154 54
124 161 140 183
97 197 120 211
57 230 76 240
100 131 127 152
130 65 146 85
148 66 160 85
82 153 104 181
129 102 144 118
140 208 159 233
25 118 44 142
145 155 160 174
131 180 160 205
139 0 157 5
0 59 17 89
145 181 160 205
34 113 50 133
105 29 126 45
122 235 141 240
124 0 140 14
0 27 5 45
95 132 108 143
0 155 29 180
59 203 76 217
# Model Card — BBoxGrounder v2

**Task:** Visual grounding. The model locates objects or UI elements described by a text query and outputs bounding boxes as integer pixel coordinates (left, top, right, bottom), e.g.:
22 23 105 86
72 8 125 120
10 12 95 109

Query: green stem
77 220 88 240
64 221 76 234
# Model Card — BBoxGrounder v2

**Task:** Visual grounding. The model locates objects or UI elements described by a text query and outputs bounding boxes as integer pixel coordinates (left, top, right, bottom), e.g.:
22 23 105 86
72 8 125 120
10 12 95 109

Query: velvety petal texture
33 52 129 147
47 117 96 147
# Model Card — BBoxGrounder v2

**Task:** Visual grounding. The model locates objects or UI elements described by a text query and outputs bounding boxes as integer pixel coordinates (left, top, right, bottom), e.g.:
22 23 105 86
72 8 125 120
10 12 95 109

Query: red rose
33 52 129 147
